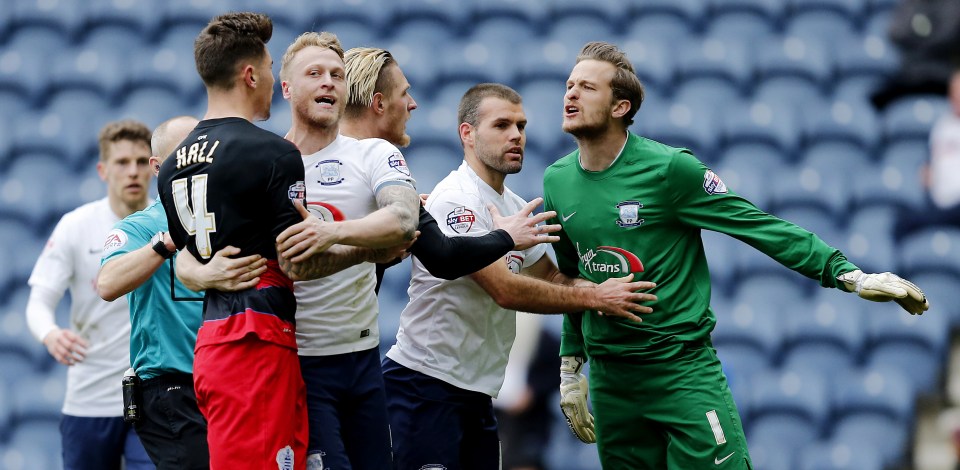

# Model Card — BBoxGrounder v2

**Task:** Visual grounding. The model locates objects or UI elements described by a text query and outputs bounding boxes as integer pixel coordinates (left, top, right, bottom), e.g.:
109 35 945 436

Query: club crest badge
316 160 344 186
616 201 644 228
703 170 728 195
288 181 306 202
306 201 345 222
388 152 411 176
276 445 294 470
505 253 524 274
446 206 476 234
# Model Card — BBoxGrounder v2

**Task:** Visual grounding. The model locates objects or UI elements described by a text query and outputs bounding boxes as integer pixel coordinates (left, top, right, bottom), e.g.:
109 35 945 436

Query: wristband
151 232 175 259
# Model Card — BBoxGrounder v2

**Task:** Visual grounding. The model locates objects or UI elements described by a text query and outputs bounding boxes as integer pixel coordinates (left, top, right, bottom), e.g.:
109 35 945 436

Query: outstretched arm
98 232 174 301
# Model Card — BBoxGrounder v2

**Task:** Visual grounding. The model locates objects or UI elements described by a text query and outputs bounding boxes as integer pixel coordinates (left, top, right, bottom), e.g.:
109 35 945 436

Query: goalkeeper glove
837 269 929 315
560 356 596 443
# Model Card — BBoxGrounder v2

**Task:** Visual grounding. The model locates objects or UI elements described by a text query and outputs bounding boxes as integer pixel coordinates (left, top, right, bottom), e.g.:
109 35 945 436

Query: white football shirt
27 197 131 417
295 134 415 356
929 111 960 209
386 161 546 397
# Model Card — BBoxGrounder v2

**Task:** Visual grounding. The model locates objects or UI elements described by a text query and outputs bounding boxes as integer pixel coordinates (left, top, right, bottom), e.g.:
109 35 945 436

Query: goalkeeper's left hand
837 270 929 315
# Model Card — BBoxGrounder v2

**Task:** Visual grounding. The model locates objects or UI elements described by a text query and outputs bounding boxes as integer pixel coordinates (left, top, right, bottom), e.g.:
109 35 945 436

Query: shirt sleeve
410 205 514 280
667 149 859 289
425 189 490 238
269 149 308 240
28 214 75 294
100 217 152 266
367 140 416 194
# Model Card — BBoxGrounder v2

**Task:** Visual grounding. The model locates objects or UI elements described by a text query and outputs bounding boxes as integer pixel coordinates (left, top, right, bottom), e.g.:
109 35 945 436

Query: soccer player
25 119 154 470
97 115 266 469
543 41 930 469
340 46 559 295
382 83 658 470
156 13 312 469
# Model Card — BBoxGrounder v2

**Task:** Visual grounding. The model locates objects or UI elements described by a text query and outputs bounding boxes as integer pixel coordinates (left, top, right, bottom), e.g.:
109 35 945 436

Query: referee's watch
151 231 175 259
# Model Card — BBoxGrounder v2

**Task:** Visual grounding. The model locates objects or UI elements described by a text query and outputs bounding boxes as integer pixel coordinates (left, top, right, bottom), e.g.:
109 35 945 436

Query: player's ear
149 156 162 176
458 122 473 148
96 160 107 181
611 99 631 120
242 64 257 89
372 92 385 115
281 80 292 99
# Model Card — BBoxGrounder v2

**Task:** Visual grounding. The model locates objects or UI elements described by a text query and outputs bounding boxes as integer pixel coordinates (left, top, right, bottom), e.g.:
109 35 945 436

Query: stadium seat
12 370 66 423
770 147 863 216
406 80 471 150
713 333 775 380
782 297 864 359
469 0 550 33
627 0 707 30
863 6 893 36
833 34 899 82
518 16 619 85
469 16 536 49
746 438 796 470
842 205 898 274
829 413 909 467
905 272 960 326
548 0 625 26
131 24 206 99
774 206 845 247
404 143 460 194
704 11 777 44
714 143 785 209
313 18 383 51
517 79 568 157
882 95 950 145
749 368 831 433
802 98 881 152
623 12 695 44
675 37 752 94
789 0 868 21
48 45 126 103
439 39 517 87
0 304 49 368
235 0 314 30
720 99 802 157
797 440 884 470
0 26 66 99
850 141 928 212
833 366 915 423
754 36 833 89
159 0 228 30
83 0 163 36
708 0 785 24
781 342 857 379
316 0 393 30
42 89 115 167
5 421 61 470
634 100 721 159
392 0 471 30
118 84 190 130
832 75 886 105
784 10 860 45
257 96 291 137
0 150 81 230
12 0 85 37
898 227 960 278
748 413 822 451
867 341 942 394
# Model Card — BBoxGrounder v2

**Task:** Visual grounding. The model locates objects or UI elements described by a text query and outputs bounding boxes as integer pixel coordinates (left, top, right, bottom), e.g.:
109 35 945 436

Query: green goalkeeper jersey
543 132 859 361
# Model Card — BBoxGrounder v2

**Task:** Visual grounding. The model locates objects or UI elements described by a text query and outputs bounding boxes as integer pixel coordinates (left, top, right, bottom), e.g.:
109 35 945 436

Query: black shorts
134 373 209 470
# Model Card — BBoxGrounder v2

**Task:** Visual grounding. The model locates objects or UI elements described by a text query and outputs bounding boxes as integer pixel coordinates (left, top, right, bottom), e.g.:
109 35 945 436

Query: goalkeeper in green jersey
542 41 930 469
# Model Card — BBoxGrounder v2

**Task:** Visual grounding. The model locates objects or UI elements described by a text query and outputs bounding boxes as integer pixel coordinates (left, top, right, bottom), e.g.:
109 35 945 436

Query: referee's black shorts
134 373 209 469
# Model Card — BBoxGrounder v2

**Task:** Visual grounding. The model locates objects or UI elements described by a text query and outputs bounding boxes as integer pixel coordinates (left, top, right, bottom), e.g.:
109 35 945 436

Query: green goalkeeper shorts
589 344 752 469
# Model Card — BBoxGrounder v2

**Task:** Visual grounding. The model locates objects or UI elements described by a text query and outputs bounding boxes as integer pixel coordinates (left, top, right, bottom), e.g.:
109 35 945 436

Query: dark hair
98 120 151 161
457 83 522 127
194 12 273 90
576 42 644 126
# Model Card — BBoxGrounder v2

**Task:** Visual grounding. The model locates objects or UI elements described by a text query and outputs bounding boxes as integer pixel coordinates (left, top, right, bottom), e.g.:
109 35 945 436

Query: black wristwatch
151 232 175 259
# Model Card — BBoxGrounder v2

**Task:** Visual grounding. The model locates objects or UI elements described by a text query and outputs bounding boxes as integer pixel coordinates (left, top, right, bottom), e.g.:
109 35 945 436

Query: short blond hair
344 47 396 118
279 31 344 82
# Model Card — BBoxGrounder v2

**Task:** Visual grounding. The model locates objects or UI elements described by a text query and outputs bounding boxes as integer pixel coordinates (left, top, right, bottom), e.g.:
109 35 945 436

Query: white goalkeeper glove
837 270 929 315
560 356 596 443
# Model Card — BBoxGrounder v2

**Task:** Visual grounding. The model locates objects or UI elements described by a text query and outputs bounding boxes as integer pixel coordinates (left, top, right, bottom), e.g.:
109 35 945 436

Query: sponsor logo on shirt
616 200 644 228
316 159 344 186
505 253 524 274
703 170 728 195
306 201 345 222
446 206 475 234
288 181 306 203
388 152 411 176
577 242 644 275
102 229 127 256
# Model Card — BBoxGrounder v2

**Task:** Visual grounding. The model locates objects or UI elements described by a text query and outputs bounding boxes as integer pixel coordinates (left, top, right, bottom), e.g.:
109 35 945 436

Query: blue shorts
299 347 391 470
382 358 501 470
60 415 153 470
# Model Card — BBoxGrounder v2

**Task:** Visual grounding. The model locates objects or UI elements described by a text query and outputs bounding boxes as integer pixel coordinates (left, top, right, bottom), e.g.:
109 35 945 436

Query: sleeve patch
102 229 128 256
388 152 411 176
446 206 476 234
703 170 728 195
288 181 306 203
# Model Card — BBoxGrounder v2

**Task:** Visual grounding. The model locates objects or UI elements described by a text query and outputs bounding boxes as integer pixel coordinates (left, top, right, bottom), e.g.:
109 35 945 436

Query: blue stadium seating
624 11 695 44
714 143 784 209
705 11 777 44
898 227 960 278
635 99 721 159
802 98 881 152
620 39 676 94
83 0 163 36
782 299 863 362
235 0 314 30
833 34 899 82
755 36 833 88
43 89 115 167
789 0 868 22
882 95 950 145
5 420 62 470
12 0 86 38
315 0 393 31
749 368 831 435
797 440 884 470
517 79 568 157
470 16 537 49
906 272 960 326
0 26 66 100
405 143 460 194
833 366 915 423
747 438 797 470
850 141 929 212
440 39 517 87
675 37 753 95
393 0 471 30
627 0 707 30
1 151 80 230
548 0 625 27
784 11 859 45
11 371 65 424
829 413 909 467
117 85 187 130
842 205 898 273
470 0 550 32
159 0 228 31
721 99 802 156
